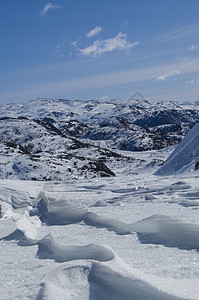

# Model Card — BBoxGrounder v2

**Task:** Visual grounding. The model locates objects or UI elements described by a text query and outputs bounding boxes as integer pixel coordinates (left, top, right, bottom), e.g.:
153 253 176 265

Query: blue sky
0 0 199 104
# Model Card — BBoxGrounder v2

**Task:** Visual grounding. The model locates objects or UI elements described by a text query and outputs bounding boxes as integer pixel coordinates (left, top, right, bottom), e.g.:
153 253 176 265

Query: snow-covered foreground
0 169 199 300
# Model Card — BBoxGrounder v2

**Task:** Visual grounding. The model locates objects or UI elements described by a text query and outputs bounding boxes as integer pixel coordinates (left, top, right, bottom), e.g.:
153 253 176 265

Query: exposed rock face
195 161 199 170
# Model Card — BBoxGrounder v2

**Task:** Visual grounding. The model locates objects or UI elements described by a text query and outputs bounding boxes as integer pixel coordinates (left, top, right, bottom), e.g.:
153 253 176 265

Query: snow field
0 170 199 299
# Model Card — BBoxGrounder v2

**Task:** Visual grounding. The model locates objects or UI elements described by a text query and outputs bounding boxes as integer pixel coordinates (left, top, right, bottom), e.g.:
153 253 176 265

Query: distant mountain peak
127 92 151 108
129 91 146 101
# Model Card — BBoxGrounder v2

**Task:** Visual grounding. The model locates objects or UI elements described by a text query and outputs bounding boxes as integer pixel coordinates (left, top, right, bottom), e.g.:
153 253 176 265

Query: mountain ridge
0 98 199 180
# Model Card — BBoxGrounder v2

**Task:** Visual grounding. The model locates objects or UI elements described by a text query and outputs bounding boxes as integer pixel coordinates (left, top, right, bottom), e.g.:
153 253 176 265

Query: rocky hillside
0 98 199 180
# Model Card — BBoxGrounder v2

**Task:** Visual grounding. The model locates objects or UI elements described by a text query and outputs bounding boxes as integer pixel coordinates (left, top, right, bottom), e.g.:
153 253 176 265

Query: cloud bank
79 32 139 56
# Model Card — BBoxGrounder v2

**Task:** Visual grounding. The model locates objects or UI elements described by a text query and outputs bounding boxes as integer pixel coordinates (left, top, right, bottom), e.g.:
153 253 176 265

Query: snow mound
85 212 199 251
37 234 114 262
132 215 199 251
31 191 88 225
88 264 182 300
155 123 199 175
1 228 114 262
84 212 132 235
38 261 183 300
1 229 38 246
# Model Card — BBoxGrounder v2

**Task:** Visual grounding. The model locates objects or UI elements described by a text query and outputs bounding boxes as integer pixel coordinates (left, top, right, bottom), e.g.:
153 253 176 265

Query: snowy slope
155 123 199 175
0 118 119 180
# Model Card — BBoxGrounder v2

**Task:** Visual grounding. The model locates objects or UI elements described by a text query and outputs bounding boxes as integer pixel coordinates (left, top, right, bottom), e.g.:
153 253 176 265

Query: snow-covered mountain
0 98 199 180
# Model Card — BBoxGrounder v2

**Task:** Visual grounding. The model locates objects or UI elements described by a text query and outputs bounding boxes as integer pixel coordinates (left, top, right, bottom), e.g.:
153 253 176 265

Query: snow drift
37 234 114 262
1 176 199 299
1 229 114 262
132 215 199 251
38 261 183 300
30 190 199 251
155 123 199 175
30 191 88 225
85 213 199 251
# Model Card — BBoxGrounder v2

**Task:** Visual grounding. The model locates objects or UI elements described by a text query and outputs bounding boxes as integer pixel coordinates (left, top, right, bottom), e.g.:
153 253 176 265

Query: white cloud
188 45 198 51
86 26 102 38
156 70 181 81
79 33 139 56
40 3 60 16
185 80 195 84
71 40 79 48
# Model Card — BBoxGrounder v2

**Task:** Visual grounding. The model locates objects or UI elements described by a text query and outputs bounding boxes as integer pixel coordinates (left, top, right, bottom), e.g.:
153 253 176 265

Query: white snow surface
1 159 199 299
155 123 199 175
1 99 199 299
